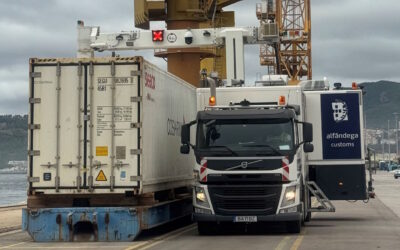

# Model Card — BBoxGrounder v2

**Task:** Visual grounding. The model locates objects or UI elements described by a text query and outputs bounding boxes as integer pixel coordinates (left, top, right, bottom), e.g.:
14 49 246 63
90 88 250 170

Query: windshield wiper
242 144 283 156
208 146 238 156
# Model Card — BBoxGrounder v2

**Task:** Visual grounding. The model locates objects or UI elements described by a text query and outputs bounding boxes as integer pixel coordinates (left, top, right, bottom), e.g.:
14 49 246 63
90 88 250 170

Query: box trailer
23 57 196 241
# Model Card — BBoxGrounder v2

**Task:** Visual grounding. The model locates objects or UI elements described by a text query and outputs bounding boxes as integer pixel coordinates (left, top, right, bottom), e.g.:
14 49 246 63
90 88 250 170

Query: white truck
180 81 367 234
23 56 197 241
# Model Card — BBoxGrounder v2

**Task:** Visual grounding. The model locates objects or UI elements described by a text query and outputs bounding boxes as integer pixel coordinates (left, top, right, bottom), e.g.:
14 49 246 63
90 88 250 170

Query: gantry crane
257 0 311 85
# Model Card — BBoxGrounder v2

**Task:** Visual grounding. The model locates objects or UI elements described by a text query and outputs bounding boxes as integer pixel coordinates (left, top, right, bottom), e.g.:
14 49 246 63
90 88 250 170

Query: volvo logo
240 162 248 169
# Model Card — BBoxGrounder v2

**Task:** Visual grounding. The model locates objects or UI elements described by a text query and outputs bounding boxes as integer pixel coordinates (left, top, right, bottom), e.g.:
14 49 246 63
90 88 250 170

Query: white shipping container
28 57 196 195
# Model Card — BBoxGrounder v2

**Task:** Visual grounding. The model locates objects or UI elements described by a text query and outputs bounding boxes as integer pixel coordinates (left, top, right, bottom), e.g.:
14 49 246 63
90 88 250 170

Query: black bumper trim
193 212 301 222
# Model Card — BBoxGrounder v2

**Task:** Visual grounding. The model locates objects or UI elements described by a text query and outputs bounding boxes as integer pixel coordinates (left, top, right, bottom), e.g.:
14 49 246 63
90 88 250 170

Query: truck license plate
234 216 257 223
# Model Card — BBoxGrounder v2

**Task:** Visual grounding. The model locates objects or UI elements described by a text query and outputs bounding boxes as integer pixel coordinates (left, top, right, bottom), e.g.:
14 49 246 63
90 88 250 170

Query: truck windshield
197 118 295 156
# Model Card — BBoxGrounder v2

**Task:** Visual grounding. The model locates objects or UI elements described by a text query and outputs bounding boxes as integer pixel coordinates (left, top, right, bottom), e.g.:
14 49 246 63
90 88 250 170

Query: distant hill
359 80 400 129
0 115 27 169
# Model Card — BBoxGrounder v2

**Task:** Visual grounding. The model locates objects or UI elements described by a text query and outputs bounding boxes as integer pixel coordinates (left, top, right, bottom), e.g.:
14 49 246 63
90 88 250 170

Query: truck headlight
281 186 296 207
195 186 210 208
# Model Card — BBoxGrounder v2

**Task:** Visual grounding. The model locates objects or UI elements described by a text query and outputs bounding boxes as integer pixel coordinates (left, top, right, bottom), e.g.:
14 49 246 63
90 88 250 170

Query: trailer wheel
197 222 217 235
286 220 301 234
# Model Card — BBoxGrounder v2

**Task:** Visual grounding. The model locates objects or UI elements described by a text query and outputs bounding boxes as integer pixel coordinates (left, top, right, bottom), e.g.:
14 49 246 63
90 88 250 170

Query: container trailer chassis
22 196 192 242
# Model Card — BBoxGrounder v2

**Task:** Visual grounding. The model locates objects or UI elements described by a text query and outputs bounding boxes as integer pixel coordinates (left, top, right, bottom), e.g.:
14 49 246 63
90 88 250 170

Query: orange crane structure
257 0 312 85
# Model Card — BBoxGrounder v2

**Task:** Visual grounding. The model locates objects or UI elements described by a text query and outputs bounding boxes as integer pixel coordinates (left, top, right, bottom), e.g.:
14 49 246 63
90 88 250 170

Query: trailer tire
286 220 301 234
197 222 217 235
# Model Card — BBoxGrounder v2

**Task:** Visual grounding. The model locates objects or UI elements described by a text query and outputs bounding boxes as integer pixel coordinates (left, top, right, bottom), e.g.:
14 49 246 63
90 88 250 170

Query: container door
87 62 140 192
30 63 84 191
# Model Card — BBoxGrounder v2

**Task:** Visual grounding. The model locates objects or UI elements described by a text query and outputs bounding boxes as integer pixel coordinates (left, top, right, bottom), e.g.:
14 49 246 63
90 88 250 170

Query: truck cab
180 86 314 234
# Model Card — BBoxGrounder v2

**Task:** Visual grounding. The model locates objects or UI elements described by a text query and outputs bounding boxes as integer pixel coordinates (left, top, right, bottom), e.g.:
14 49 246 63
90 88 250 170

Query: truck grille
208 185 282 216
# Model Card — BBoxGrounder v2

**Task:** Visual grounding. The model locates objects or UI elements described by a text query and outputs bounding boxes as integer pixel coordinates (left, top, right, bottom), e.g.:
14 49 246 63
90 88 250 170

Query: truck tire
197 222 217 235
286 220 301 234
301 181 311 222
304 193 312 222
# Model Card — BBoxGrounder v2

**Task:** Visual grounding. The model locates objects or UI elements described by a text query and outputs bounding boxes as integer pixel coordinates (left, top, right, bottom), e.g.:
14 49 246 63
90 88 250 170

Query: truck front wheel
286 220 301 234
197 222 217 235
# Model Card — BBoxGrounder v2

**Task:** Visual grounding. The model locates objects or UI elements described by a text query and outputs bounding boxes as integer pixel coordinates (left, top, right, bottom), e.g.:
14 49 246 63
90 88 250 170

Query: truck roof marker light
352 82 358 90
209 96 216 106
279 96 286 106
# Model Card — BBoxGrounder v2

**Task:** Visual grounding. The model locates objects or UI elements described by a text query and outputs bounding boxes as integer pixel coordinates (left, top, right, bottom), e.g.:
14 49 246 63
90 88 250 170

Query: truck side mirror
303 143 314 153
180 144 190 154
303 122 313 143
181 124 191 144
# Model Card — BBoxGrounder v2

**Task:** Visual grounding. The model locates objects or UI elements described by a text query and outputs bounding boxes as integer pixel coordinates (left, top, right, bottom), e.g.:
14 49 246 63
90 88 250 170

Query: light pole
393 112 399 161
388 120 391 161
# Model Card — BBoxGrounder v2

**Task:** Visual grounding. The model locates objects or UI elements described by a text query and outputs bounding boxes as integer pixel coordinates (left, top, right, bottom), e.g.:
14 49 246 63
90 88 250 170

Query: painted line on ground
274 236 292 250
290 229 307 250
0 241 27 249
124 224 196 250
8 246 134 249
0 229 22 237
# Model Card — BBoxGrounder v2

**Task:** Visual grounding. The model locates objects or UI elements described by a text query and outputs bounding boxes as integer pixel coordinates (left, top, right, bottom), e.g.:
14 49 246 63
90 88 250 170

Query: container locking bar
110 61 116 192
75 62 83 192
88 62 95 192
62 162 81 191
54 62 62 192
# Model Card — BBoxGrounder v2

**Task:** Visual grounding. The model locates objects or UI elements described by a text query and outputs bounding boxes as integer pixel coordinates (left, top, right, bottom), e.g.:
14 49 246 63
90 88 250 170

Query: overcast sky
0 0 399 114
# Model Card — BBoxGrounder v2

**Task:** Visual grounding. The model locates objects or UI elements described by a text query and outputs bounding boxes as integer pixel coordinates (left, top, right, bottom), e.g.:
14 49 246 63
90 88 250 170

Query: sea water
0 173 27 206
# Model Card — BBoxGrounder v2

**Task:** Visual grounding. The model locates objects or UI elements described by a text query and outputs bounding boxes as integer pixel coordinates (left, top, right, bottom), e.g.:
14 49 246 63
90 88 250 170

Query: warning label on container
96 146 108 156
96 170 107 181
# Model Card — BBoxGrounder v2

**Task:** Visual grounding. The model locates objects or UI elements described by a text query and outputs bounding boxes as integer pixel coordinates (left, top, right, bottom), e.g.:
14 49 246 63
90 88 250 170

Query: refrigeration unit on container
27 56 196 197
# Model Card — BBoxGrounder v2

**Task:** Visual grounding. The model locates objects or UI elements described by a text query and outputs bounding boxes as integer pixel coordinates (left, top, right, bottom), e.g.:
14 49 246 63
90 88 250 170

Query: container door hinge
131 70 142 76
28 177 40 183
28 124 41 130
30 72 42 78
29 98 41 104
130 122 142 129
130 176 143 181
130 96 142 103
28 150 40 156
130 149 142 155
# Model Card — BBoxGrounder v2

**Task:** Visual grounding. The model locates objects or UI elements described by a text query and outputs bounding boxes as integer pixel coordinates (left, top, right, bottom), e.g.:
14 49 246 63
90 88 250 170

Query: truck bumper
193 212 301 223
